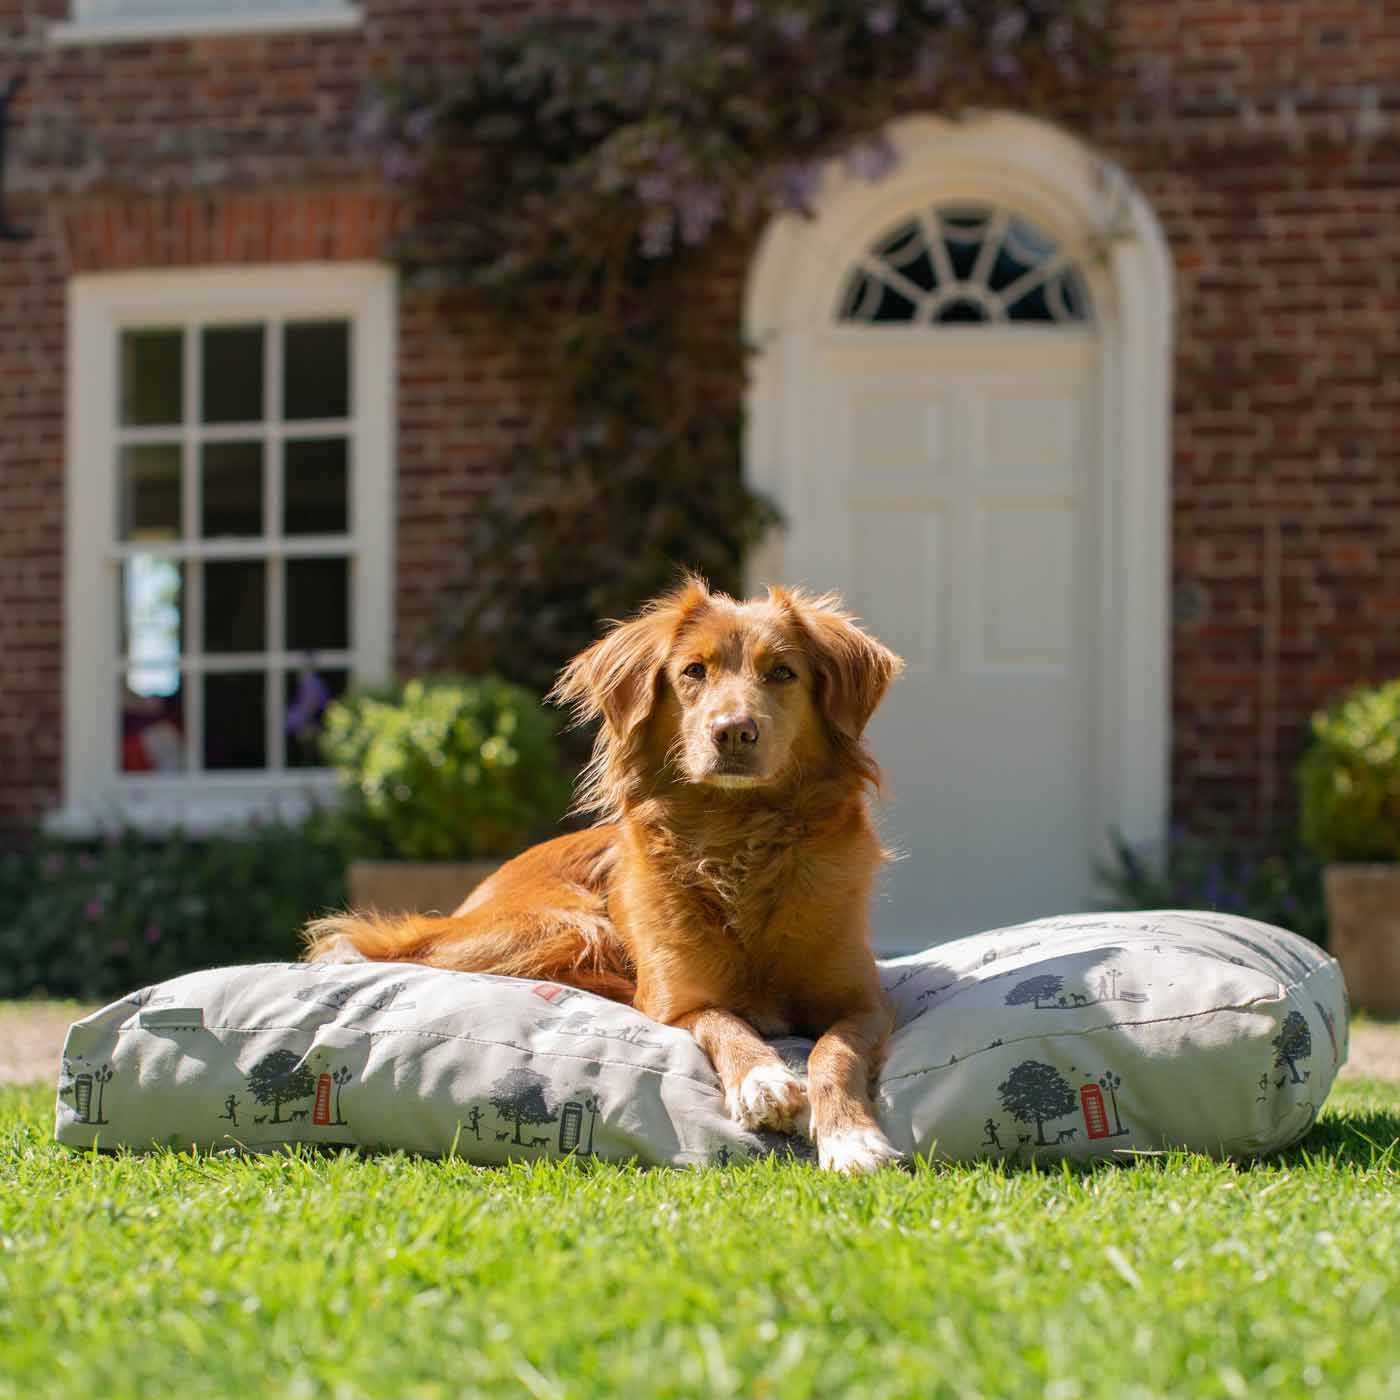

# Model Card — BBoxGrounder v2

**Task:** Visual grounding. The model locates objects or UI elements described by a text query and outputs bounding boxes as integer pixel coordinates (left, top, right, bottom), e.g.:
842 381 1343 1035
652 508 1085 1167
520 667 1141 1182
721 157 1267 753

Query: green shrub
1098 829 1326 946
0 817 348 1001
319 676 572 861
1299 679 1400 863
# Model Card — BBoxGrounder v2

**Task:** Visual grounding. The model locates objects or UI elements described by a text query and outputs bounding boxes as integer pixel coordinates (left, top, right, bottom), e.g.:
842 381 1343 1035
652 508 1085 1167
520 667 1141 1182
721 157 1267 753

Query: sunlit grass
1 1079 1397 1399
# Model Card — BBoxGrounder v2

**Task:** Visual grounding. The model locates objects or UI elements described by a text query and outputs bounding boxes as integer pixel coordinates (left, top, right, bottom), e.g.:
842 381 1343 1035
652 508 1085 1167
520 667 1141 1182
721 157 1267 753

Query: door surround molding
744 111 1173 859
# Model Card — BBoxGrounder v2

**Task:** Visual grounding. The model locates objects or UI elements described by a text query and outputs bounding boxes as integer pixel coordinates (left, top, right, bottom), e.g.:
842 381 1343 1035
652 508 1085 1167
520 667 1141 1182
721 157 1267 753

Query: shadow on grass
1266 1106 1400 1172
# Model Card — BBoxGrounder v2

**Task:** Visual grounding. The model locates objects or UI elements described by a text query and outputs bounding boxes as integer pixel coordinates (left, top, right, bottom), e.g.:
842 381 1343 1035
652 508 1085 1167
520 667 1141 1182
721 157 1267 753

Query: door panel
809 337 1100 948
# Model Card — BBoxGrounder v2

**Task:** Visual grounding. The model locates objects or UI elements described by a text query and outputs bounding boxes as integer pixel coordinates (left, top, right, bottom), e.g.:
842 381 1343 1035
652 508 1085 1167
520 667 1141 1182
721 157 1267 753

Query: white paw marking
726 1063 810 1136
818 1126 902 1174
305 934 368 965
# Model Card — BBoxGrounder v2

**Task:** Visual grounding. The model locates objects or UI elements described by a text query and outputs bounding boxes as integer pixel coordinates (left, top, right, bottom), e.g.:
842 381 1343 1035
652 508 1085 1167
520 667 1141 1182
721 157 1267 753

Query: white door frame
743 111 1173 861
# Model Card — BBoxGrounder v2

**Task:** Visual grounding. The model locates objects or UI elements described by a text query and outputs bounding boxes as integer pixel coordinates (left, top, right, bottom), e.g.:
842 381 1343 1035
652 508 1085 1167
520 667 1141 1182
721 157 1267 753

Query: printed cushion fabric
54 912 1346 1167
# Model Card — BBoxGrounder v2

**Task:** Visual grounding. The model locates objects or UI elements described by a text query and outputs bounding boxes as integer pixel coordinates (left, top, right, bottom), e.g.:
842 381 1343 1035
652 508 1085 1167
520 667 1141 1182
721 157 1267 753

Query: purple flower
867 4 898 35
404 106 436 145
990 9 1027 47
639 209 675 259
678 184 725 246
776 9 809 41
637 172 673 204
773 161 822 213
41 853 65 878
353 96 392 152
144 923 162 946
845 138 900 183
381 145 420 185
84 898 104 921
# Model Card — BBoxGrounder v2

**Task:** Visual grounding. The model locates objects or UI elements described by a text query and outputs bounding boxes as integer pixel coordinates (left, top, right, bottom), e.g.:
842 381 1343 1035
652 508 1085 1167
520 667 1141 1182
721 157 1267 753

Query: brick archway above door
744 112 1174 948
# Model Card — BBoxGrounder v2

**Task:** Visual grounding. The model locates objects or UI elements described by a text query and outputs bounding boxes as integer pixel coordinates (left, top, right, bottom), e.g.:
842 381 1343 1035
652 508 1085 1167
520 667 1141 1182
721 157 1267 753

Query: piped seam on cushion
99 1021 729 1101
880 979 1330 1086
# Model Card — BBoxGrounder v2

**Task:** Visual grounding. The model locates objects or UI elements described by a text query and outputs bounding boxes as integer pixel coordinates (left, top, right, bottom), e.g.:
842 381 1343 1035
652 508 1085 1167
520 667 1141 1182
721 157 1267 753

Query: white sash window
60 265 395 832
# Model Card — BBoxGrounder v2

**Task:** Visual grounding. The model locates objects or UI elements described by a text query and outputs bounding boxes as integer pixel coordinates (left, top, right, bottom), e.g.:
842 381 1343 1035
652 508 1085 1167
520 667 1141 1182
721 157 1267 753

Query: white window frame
56 263 396 835
51 0 360 45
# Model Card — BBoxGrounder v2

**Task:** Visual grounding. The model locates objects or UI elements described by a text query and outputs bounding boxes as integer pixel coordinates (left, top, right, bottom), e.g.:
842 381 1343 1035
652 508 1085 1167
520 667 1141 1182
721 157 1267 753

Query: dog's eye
681 662 706 681
766 664 797 683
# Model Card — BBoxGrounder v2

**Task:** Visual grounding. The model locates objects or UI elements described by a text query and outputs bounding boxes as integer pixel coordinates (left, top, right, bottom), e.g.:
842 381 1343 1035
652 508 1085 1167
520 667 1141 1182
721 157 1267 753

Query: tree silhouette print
92 1064 113 1125
1272 1011 1313 1084
488 1067 559 1145
1004 975 1064 1010
997 1060 1077 1147
246 1050 317 1124
330 1066 352 1126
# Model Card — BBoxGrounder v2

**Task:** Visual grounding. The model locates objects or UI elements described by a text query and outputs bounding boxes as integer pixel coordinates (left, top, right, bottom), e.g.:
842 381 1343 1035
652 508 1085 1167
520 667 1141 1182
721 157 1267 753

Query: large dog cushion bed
54 911 1346 1167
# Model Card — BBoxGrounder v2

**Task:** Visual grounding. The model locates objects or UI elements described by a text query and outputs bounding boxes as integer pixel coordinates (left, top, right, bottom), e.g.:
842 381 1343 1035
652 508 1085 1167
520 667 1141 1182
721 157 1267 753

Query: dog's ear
779 588 903 741
551 577 712 739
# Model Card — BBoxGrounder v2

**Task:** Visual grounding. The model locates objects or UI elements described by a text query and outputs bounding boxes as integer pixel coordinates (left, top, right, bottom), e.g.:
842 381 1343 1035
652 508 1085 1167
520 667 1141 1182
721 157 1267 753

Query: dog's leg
807 1001 901 1174
672 1007 810 1136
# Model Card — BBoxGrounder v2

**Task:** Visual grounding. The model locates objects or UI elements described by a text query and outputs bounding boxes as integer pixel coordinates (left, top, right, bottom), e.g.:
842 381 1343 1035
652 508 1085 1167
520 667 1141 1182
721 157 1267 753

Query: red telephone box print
1080 1083 1110 1139
314 1073 332 1125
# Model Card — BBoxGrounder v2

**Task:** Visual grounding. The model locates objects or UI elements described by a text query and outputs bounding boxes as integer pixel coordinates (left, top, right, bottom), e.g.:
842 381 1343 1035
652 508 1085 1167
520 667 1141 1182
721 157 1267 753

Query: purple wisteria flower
639 209 675 258
776 9 810 41
774 161 822 213
84 898 104 921
144 923 162 946
846 137 900 183
404 106 436 145
678 184 725 246
866 4 898 35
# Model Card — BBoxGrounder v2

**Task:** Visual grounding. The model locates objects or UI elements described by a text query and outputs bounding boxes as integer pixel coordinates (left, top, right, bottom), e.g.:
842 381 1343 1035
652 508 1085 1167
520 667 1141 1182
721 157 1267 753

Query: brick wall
1 0 1397 843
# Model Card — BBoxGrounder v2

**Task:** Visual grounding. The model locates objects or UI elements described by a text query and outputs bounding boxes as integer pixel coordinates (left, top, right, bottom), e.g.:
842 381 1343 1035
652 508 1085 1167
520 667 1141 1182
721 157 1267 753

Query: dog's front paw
817 1126 902 1174
725 1063 811 1136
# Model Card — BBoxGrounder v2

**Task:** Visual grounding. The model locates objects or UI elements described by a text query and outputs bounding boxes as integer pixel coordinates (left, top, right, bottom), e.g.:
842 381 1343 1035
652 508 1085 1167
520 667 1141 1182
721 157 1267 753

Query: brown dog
305 577 904 1172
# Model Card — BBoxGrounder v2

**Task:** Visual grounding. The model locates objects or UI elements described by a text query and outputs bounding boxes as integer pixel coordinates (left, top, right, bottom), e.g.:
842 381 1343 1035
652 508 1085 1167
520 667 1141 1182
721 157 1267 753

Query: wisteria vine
363 0 1112 692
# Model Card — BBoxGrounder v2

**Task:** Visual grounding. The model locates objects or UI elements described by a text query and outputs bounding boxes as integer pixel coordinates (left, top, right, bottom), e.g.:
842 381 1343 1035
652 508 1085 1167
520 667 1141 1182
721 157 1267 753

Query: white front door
789 333 1101 948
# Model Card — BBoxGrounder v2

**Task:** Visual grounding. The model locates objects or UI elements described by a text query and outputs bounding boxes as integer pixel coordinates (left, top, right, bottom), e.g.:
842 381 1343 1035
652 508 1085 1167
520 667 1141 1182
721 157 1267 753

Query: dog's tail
300 909 638 1004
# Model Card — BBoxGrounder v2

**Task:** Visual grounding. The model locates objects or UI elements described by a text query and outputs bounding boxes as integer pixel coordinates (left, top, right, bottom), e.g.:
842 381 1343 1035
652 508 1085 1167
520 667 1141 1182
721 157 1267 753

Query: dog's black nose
712 715 759 749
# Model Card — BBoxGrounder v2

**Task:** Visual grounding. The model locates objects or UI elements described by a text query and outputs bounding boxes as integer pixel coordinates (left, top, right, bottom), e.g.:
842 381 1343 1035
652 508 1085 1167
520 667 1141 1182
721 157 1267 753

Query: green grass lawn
2 1081 1398 1400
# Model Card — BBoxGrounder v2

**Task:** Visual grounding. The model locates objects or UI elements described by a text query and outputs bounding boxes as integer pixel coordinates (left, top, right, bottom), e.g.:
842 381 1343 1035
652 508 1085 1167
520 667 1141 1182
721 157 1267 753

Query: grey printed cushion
54 911 1347 1167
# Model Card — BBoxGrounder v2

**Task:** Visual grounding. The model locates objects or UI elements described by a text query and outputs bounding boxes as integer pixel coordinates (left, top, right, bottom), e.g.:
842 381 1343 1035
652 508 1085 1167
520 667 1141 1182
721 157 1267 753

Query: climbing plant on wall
365 0 1112 691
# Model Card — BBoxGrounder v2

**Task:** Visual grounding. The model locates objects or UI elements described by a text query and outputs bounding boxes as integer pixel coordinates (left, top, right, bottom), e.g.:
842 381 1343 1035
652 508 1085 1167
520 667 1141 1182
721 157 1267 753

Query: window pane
284 438 348 534
120 329 183 427
284 666 349 769
284 321 349 420
121 672 185 774
120 555 184 666
119 444 183 540
201 440 264 538
202 325 265 424
203 560 265 653
203 671 266 770
286 557 349 651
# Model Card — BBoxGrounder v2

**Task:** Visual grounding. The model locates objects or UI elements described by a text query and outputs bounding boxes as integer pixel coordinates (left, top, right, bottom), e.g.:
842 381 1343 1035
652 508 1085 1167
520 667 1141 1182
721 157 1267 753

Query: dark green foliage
0 818 348 1001
1098 829 1327 946
368 0 1111 689
318 676 573 861
1298 679 1400 863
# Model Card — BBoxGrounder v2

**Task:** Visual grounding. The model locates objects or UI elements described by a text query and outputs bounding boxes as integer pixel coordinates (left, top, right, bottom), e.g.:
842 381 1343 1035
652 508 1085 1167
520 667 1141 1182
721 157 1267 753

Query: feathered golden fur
304 577 905 1171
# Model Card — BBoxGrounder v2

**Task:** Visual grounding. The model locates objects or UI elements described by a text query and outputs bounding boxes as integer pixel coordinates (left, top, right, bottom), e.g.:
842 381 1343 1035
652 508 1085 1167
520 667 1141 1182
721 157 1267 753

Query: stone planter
347 860 503 918
1324 864 1400 1018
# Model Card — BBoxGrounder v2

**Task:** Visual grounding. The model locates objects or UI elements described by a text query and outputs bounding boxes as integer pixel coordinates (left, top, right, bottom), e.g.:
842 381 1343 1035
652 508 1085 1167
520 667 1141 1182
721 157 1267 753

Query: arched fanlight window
838 204 1093 325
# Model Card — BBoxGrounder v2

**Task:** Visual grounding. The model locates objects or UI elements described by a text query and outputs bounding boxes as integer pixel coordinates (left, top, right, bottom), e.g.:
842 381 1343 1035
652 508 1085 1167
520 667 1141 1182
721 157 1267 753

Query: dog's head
551 576 903 815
